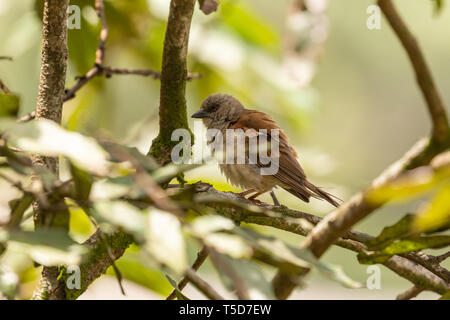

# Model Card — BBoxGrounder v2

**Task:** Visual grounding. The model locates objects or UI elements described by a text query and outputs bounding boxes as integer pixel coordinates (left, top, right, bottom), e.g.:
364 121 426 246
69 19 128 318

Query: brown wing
229 110 311 199
230 109 339 206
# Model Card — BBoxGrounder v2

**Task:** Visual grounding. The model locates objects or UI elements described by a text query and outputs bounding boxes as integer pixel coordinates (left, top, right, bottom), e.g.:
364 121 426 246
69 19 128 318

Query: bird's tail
303 180 340 207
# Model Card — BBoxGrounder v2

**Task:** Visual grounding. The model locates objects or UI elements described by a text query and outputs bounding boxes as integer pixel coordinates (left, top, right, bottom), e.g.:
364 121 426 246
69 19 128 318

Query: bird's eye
208 104 219 112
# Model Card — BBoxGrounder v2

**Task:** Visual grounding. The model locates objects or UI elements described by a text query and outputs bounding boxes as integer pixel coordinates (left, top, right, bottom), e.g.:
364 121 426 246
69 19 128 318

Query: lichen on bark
149 0 196 165
31 0 70 300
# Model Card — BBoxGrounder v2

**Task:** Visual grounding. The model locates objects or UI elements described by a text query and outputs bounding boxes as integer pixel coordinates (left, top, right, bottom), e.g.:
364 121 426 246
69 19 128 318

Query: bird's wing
229 109 339 206
229 110 310 193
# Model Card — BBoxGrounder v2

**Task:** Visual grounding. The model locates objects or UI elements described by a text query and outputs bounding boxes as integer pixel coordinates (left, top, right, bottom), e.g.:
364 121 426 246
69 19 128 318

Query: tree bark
149 0 196 165
31 0 70 300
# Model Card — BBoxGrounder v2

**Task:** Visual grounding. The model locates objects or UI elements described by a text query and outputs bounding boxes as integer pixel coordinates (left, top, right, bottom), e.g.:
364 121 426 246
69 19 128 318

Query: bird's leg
270 191 280 206
248 189 270 204
238 188 257 198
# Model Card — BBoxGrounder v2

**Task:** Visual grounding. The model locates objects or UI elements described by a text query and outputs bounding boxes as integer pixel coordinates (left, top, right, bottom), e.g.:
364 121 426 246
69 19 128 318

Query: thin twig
167 246 209 300
433 251 450 264
378 0 448 142
185 267 224 300
0 80 11 94
0 56 13 61
106 144 184 217
94 0 108 65
99 231 126 295
396 286 423 300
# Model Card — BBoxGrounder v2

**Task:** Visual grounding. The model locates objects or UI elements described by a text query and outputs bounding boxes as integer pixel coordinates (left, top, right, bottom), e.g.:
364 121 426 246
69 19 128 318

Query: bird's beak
191 110 209 119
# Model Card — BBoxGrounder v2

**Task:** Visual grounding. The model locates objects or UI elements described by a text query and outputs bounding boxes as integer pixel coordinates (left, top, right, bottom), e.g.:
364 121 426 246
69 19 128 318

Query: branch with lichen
148 0 197 165
31 0 70 300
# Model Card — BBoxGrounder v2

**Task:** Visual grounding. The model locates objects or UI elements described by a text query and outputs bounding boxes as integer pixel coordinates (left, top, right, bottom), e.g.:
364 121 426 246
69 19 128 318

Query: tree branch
31 0 70 300
185 267 224 300
148 0 197 165
396 286 423 300
378 0 449 143
57 229 133 300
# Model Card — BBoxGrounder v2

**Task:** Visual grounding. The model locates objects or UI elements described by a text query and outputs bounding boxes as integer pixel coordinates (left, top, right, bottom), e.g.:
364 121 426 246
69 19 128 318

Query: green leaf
92 200 147 241
414 185 450 233
70 164 93 202
105 245 173 296
0 229 86 266
146 209 187 275
367 167 439 204
235 228 362 289
90 176 137 200
0 119 110 175
366 214 416 251
188 215 235 237
358 236 450 264
221 2 279 51
0 94 20 118
211 252 275 299
7 193 34 228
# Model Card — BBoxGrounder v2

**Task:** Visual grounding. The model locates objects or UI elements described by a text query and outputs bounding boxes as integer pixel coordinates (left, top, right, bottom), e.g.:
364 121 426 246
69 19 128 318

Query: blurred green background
0 0 449 299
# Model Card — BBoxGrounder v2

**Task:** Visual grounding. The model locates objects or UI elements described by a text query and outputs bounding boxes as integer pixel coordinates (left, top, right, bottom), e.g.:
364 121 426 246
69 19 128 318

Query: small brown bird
192 93 339 207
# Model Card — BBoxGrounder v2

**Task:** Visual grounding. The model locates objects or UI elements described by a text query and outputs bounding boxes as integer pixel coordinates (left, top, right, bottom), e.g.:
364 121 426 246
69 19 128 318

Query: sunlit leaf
93 200 147 241
414 185 450 233
221 2 279 51
0 119 110 175
0 229 86 266
358 235 450 264
146 209 187 275
188 215 235 237
236 228 362 288
105 245 172 296
366 214 415 251
211 252 275 299
367 167 438 204
205 233 253 259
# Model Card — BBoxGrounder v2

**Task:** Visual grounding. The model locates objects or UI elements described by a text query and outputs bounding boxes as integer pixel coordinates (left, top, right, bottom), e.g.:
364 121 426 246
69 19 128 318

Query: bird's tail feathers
304 180 340 207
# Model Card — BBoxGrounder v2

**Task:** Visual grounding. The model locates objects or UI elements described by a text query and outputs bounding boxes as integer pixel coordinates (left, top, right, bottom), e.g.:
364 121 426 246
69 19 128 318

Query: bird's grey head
191 94 245 129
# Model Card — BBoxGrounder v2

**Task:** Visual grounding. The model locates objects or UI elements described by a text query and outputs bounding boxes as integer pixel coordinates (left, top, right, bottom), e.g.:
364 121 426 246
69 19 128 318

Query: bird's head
192 93 244 129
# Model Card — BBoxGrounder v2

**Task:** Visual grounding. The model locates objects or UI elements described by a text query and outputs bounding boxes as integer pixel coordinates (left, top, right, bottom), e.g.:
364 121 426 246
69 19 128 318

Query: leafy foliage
0 119 362 299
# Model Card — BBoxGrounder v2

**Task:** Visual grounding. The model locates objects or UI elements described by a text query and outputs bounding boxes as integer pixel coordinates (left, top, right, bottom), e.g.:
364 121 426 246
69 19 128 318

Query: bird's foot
248 198 262 205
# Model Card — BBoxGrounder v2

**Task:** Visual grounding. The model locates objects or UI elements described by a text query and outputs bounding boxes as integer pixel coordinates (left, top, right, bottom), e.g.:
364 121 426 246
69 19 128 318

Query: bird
191 93 339 207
